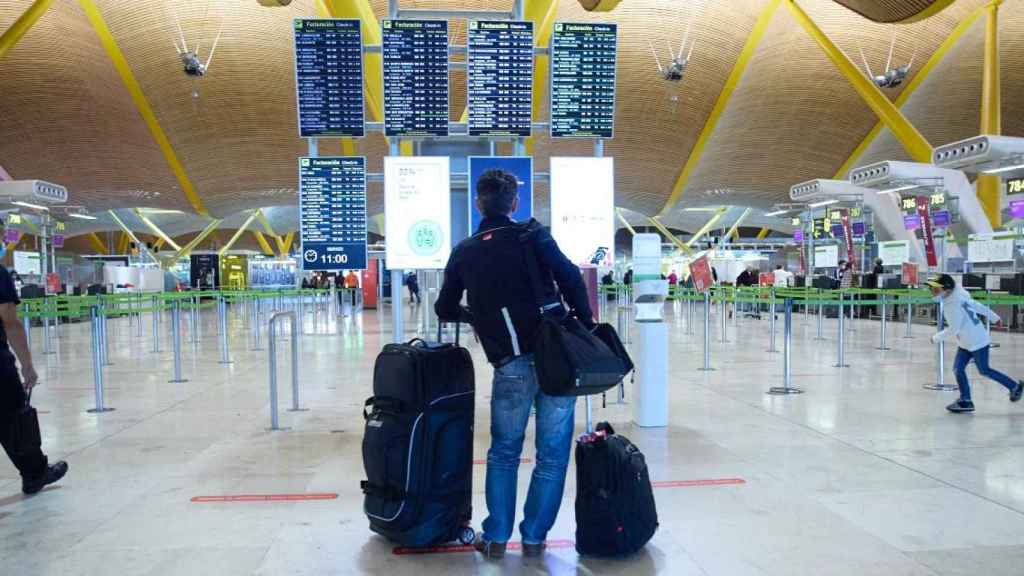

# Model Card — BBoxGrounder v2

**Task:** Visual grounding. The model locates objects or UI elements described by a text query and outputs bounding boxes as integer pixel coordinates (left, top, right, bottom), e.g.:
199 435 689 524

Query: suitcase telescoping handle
436 321 460 345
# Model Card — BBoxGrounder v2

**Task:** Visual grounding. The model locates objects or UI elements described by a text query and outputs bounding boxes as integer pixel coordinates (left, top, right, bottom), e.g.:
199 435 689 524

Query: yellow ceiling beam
0 0 55 60
722 207 752 245
786 1 932 165
108 210 160 262
253 209 289 254
616 208 636 236
685 207 730 248
756 226 771 240
833 4 986 179
977 0 1004 229
174 218 224 260
252 230 276 256
133 209 182 251
657 0 783 217
218 212 260 256
87 232 109 254
647 216 690 254
78 0 208 216
279 231 295 258
524 0 559 156
116 231 129 255
153 237 166 250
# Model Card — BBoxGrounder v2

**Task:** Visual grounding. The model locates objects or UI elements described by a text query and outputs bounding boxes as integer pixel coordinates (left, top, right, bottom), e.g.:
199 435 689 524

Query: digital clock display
1007 177 1024 196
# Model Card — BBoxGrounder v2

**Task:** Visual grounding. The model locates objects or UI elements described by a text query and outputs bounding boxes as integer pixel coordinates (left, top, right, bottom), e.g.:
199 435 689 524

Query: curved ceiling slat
831 0 957 23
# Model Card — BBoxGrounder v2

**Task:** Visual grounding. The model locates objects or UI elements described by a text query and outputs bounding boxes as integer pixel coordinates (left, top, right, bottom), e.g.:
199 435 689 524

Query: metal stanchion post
686 293 694 335
219 296 232 365
42 305 54 355
769 298 803 395
904 300 914 338
87 305 115 413
924 299 956 391
23 310 31 351
877 293 890 351
699 291 714 371
151 295 160 353
252 297 264 351
834 294 849 368
767 289 777 353
285 312 306 413
298 292 306 335
815 301 825 340
135 294 143 338
99 300 111 366
268 311 303 430
169 299 187 383
849 294 856 332
719 292 729 343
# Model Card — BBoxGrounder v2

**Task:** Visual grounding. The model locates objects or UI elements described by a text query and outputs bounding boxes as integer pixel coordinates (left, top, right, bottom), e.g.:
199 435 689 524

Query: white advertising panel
550 157 615 267
384 156 452 270
968 232 1015 263
13 251 40 275
878 240 910 266
813 245 839 269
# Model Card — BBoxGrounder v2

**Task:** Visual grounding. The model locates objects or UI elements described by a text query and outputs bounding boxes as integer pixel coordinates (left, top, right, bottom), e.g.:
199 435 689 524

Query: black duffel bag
532 316 629 397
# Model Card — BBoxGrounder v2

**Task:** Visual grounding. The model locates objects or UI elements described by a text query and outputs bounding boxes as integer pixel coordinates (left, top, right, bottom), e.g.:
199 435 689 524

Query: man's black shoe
946 400 975 414
1012 381 1024 403
22 461 68 495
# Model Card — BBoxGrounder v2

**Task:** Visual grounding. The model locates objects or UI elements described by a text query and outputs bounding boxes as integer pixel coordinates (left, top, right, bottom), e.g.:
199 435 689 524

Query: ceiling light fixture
877 184 918 195
982 163 1024 175
764 209 790 217
682 207 721 212
11 200 49 211
68 213 98 220
138 208 184 215
807 199 838 208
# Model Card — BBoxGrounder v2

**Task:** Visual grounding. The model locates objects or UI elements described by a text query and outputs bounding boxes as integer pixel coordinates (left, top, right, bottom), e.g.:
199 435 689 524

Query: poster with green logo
384 156 451 269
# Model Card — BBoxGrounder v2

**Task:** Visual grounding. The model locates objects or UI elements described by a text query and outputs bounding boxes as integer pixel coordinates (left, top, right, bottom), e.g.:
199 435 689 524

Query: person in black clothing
623 268 633 285
0 238 67 495
406 272 421 305
436 168 594 560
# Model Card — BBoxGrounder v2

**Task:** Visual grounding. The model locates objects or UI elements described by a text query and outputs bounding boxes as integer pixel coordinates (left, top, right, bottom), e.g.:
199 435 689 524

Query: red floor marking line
393 539 574 556
472 458 532 465
190 493 338 503
652 478 746 489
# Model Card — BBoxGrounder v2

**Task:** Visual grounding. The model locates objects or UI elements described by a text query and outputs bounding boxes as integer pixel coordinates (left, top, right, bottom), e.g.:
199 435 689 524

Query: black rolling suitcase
361 324 477 548
575 420 658 557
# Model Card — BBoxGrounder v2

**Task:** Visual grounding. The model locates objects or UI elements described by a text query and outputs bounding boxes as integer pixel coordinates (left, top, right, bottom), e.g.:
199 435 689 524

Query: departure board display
293 19 365 138
382 19 449 137
467 20 534 137
549 22 617 139
299 157 367 271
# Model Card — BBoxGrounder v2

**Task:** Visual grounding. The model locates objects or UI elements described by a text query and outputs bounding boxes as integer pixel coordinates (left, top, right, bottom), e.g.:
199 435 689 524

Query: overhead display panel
382 19 450 137
549 22 617 139
385 156 452 270
293 19 365 138
468 156 533 232
550 157 615 267
299 157 367 271
467 20 534 137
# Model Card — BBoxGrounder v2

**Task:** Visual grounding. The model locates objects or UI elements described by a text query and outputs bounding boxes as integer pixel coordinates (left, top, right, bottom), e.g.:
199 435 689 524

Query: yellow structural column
524 0 559 155
756 227 771 240
785 0 932 164
87 232 109 254
0 0 55 60
977 0 1004 229
251 230 276 257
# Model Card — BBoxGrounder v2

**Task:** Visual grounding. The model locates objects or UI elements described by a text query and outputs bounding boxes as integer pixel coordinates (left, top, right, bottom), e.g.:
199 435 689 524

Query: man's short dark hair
476 169 518 218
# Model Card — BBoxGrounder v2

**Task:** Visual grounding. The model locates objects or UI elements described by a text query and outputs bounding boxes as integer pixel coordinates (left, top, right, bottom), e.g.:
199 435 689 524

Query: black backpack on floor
575 422 658 557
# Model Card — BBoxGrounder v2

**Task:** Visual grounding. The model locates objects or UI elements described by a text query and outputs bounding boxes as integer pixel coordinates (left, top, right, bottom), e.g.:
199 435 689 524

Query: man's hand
22 364 38 391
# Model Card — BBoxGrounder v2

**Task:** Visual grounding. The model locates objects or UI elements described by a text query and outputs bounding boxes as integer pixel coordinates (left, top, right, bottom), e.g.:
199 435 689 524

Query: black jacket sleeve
434 251 470 323
534 228 595 326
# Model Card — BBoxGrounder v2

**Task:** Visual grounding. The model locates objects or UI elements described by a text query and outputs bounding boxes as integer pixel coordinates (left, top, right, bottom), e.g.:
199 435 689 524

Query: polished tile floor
3 298 1024 575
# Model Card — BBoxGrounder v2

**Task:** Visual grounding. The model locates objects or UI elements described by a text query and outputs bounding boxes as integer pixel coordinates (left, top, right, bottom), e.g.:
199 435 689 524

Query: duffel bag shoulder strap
517 219 561 315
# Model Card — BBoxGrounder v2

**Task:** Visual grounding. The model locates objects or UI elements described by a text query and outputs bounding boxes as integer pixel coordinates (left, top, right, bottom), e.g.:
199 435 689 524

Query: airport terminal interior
2 0 1024 574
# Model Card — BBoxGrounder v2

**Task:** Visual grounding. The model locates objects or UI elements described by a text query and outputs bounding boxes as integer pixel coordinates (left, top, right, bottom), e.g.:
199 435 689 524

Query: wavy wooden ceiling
832 0 953 23
0 0 1021 238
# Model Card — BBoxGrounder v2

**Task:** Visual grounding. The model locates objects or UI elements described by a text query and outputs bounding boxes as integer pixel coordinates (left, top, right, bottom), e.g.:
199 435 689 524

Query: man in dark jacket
435 168 594 560
0 229 68 495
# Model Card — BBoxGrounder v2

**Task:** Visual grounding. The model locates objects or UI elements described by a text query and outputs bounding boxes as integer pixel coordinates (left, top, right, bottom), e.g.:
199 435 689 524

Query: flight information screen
467 20 534 137
293 19 365 138
549 22 617 139
382 19 449 137
299 157 367 271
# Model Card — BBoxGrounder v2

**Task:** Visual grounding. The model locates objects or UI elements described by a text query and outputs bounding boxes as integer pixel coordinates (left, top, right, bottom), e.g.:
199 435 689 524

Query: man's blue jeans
953 345 1018 402
481 354 575 545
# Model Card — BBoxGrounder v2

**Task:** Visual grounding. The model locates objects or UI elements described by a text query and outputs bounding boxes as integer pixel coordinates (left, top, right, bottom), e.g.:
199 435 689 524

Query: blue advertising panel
299 157 367 271
468 156 533 233
293 19 365 138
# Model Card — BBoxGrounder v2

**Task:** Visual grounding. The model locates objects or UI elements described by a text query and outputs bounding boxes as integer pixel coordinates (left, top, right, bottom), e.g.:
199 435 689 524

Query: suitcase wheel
458 527 476 545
